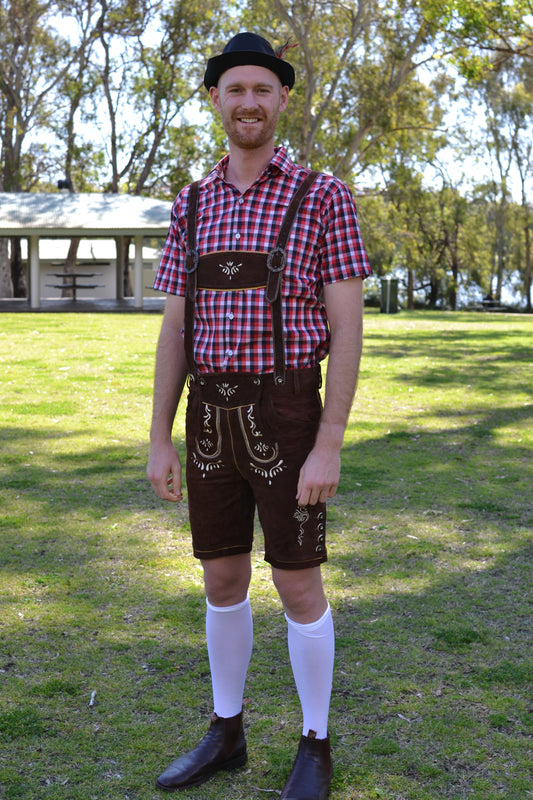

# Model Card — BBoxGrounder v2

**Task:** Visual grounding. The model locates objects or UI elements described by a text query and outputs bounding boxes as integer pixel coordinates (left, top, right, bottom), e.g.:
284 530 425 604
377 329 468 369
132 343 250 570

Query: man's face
210 65 289 151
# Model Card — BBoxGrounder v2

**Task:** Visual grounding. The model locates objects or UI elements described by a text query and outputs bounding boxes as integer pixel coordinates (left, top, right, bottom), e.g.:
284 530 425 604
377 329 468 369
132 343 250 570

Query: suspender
184 171 319 385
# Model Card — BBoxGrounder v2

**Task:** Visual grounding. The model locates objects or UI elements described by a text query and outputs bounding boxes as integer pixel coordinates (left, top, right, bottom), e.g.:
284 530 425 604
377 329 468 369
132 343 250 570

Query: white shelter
0 192 172 309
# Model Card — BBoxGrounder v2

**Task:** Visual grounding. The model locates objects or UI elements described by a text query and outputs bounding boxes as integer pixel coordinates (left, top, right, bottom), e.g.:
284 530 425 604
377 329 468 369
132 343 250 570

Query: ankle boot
279 730 332 800
155 711 247 791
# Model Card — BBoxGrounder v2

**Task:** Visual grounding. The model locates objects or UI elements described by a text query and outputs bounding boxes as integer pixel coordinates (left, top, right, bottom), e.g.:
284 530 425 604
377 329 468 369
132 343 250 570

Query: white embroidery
246 405 263 438
254 441 270 455
220 261 242 278
250 459 286 485
202 404 213 433
293 505 310 546
217 382 238 400
192 451 224 478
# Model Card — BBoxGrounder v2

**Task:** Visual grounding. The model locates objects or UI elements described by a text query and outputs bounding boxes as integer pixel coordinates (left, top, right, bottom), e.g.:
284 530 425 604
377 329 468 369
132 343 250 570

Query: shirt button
235 233 241 240
227 349 233 356
227 312 234 320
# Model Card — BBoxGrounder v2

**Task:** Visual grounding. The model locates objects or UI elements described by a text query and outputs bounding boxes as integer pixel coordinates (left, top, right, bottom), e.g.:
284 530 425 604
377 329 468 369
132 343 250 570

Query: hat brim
204 51 295 90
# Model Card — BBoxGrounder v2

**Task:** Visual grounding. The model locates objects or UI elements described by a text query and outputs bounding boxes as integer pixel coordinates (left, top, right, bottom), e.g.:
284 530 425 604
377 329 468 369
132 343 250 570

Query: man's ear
280 85 290 112
209 85 221 111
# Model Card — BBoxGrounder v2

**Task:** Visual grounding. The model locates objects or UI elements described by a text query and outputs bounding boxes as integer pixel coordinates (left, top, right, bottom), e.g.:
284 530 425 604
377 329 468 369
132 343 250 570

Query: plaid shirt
155 147 371 373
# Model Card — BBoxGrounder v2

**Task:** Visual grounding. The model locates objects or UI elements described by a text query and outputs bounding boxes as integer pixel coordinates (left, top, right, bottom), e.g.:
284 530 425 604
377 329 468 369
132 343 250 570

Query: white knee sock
286 603 335 739
206 595 253 719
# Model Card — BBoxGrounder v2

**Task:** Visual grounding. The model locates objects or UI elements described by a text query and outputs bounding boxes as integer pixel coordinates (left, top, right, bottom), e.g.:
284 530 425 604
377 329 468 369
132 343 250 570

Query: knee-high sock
286 603 335 739
206 596 253 719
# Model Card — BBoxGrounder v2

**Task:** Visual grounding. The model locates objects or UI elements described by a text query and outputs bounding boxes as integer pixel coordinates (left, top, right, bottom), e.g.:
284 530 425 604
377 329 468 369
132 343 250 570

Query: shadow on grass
339 401 532 524
1 538 532 799
1 391 532 797
364 325 533 395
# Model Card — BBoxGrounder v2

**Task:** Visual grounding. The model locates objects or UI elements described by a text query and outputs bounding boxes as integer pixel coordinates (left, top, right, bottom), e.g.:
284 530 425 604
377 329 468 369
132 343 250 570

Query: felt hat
204 32 295 90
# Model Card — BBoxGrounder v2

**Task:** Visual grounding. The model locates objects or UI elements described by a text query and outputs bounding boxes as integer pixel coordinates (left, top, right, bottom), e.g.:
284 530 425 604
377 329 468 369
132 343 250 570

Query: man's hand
296 440 341 506
147 442 183 502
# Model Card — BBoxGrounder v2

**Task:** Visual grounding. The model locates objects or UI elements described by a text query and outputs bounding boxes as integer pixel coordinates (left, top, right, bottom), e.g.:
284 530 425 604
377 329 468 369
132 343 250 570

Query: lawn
0 309 532 800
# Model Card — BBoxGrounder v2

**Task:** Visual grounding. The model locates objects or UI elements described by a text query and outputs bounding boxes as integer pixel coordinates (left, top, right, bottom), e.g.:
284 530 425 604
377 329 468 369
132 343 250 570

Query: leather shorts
184 366 328 570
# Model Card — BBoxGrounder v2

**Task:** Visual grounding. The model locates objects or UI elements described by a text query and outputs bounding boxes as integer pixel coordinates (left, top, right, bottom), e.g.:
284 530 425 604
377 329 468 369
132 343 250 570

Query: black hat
204 32 295 90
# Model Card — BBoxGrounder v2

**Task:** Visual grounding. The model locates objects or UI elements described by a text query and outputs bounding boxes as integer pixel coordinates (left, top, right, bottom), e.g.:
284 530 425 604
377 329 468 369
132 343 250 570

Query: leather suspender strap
266 170 319 384
265 171 320 303
184 181 200 376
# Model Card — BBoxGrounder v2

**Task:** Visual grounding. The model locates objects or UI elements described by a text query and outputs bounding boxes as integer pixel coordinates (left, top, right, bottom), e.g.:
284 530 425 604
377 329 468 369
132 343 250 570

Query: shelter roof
0 192 172 237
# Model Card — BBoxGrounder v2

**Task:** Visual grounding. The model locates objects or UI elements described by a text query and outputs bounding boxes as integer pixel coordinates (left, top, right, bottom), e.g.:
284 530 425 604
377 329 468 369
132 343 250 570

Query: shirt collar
208 146 296 185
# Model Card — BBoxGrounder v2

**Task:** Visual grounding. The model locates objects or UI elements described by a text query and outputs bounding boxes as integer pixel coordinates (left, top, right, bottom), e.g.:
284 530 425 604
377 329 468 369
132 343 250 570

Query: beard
222 108 280 150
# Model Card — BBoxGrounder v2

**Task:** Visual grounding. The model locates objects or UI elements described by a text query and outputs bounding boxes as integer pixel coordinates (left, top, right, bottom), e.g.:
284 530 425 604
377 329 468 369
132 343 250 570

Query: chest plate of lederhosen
194 251 270 291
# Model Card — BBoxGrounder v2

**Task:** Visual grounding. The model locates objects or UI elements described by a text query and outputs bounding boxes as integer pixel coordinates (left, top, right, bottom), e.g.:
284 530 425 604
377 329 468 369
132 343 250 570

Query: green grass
0 309 532 800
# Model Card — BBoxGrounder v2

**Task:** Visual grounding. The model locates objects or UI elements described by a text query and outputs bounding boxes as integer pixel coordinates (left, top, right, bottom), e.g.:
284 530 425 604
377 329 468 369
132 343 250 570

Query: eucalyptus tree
459 52 533 306
87 0 224 196
506 63 533 311
0 0 92 296
232 0 451 183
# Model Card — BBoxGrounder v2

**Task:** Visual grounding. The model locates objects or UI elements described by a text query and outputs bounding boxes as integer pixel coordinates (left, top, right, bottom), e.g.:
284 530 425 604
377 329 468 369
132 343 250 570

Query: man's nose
241 90 259 107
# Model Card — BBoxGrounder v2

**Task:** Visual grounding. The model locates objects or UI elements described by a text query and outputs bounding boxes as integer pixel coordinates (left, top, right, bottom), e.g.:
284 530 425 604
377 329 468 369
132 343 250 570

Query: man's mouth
238 117 261 124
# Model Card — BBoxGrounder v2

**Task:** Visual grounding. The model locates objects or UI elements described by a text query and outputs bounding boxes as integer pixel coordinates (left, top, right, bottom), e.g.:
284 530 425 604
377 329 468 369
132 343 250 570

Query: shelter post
29 235 40 310
134 236 143 308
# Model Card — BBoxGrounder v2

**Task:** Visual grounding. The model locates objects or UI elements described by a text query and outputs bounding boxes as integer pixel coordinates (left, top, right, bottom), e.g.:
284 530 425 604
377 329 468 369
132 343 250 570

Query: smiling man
211 65 288 157
147 32 371 799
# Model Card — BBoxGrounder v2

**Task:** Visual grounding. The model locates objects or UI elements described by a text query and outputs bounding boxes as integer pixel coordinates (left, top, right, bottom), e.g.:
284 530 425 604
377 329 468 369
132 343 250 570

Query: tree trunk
61 238 81 298
0 238 13 297
524 222 532 313
123 236 133 297
10 238 28 297
407 268 414 309
448 260 458 311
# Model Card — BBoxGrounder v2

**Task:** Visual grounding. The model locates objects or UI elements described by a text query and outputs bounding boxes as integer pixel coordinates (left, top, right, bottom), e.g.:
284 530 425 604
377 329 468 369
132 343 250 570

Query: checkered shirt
155 147 372 373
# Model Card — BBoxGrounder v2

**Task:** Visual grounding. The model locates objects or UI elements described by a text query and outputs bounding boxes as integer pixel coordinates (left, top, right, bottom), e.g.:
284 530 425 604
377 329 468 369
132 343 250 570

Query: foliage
1 0 533 307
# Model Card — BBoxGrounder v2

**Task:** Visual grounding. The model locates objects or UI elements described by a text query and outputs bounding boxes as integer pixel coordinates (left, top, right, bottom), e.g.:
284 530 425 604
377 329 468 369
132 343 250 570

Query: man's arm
147 294 189 502
296 276 364 506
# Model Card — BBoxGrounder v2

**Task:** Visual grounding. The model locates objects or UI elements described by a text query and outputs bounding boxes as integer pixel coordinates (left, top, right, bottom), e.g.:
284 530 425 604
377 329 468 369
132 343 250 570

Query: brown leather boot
155 711 247 791
279 730 332 800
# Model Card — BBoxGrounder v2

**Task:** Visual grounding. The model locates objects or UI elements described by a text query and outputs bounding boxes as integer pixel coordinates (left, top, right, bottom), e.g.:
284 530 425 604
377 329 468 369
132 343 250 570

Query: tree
0 0 224 297
0 1 66 295
235 0 452 183
0 0 96 296
88 0 223 293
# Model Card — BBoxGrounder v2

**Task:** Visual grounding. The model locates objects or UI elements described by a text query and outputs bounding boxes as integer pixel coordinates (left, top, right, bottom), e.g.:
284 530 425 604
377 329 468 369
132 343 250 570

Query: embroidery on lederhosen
237 403 286 485
219 260 242 279
192 403 224 478
293 505 326 551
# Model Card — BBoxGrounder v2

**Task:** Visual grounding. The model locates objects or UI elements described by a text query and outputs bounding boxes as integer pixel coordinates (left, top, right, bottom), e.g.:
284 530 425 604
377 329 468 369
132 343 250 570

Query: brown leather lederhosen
182 171 330 569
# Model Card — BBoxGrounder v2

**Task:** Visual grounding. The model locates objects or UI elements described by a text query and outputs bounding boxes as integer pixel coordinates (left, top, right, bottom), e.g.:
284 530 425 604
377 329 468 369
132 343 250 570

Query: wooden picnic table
46 271 105 301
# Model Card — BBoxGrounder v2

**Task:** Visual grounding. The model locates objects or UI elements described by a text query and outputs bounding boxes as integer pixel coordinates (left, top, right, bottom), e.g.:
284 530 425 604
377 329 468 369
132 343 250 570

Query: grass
0 308 532 800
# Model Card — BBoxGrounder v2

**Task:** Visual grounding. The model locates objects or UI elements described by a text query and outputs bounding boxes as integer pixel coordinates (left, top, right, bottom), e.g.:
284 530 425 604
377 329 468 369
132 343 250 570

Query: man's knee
272 565 327 623
202 553 252 606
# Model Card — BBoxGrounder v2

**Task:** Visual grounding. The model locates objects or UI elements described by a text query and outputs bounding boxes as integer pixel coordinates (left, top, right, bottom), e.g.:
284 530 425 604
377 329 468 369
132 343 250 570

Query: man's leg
156 554 252 792
272 565 334 800
203 554 254 718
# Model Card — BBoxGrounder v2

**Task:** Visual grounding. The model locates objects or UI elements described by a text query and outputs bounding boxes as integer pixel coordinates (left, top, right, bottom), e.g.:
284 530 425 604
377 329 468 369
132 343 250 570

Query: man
147 32 371 799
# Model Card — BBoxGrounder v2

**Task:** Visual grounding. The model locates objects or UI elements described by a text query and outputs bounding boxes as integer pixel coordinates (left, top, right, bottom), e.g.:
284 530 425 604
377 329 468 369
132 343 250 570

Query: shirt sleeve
318 178 372 284
153 190 189 296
